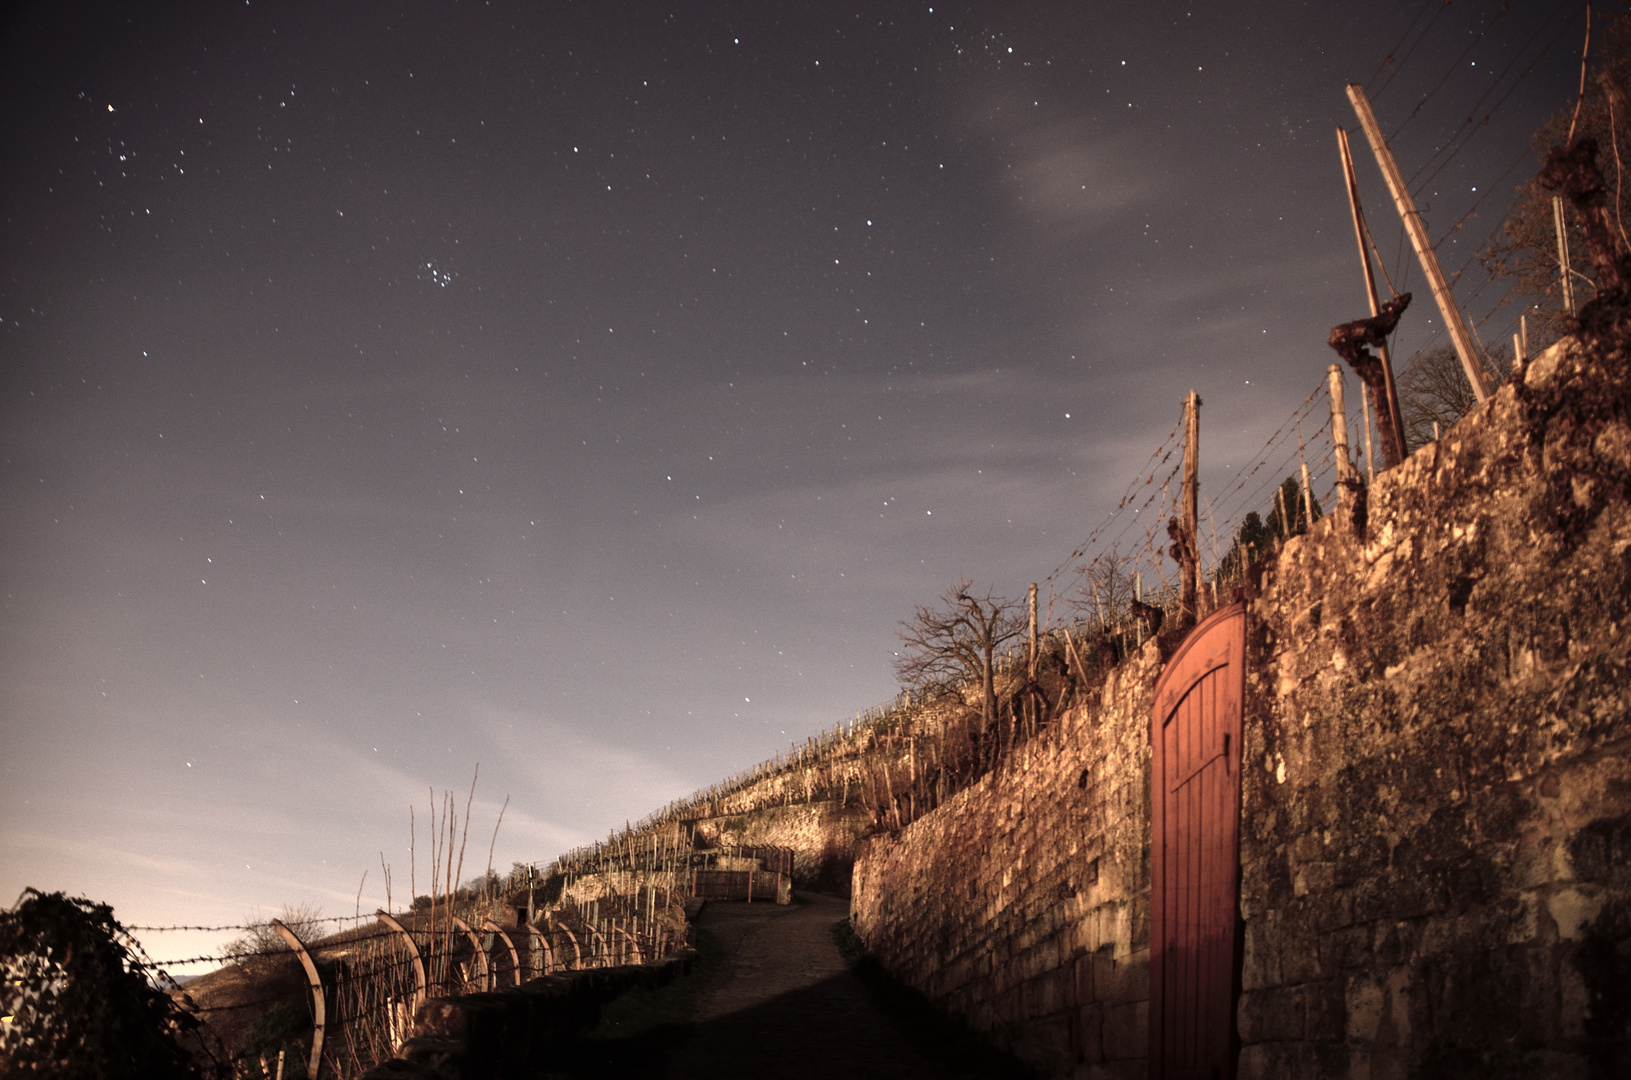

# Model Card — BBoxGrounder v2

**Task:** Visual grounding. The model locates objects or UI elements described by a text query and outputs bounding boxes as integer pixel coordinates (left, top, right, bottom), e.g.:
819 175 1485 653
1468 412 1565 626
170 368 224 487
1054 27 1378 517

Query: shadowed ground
541 892 1033 1079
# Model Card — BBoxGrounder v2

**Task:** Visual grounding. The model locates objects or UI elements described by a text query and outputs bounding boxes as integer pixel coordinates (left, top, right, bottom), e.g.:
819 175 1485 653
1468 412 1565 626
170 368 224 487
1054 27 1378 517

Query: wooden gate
1149 603 1246 1080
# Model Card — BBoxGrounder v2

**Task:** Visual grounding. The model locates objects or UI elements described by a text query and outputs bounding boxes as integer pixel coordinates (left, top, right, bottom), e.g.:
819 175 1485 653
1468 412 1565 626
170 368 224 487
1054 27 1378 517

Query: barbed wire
1369 0 1452 105
128 911 383 934
1407 3 1582 200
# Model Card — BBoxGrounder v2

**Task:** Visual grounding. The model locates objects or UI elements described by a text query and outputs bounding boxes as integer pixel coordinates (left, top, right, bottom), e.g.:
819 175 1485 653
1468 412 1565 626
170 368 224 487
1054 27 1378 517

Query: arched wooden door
1150 603 1246 1080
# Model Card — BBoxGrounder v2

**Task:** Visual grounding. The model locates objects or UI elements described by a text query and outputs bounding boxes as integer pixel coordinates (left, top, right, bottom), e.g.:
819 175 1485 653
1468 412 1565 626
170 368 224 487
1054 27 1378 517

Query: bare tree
1397 343 1512 452
1072 547 1137 632
1480 11 1631 343
894 578 1024 733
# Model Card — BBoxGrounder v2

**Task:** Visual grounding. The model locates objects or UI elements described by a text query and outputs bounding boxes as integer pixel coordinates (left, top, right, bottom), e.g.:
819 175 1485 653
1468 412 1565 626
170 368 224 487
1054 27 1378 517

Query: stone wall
849 339 1631 1079
850 650 1161 1078
688 799 873 893
1236 339 1631 1078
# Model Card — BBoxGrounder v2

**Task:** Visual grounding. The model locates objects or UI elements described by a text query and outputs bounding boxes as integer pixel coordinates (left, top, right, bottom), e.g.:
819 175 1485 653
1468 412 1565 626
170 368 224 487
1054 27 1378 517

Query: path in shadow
541 892 1032 1080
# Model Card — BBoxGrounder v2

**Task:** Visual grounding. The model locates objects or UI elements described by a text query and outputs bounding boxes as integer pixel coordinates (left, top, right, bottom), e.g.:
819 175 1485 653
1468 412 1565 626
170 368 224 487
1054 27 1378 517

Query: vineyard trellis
129 872 693 1079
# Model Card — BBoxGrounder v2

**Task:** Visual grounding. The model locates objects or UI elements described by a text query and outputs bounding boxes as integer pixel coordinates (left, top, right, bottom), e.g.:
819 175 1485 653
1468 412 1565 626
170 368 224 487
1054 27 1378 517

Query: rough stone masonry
850 334 1631 1080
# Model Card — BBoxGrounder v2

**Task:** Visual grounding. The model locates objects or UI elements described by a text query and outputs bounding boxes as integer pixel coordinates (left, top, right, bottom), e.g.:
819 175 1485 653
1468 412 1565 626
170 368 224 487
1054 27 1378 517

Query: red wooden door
1149 603 1246 1080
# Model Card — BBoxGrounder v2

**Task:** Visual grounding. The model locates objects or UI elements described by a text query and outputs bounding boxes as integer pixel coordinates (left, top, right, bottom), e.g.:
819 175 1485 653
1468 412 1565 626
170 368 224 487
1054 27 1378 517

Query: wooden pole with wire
1335 125 1411 458
1180 390 1200 626
1554 196 1578 314
1297 419 1316 528
1328 364 1355 508
1346 85 1493 405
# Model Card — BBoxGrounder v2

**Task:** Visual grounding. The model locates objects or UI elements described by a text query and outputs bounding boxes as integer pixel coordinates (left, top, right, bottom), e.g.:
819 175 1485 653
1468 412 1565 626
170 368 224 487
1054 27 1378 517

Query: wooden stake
1300 458 1315 529
1028 583 1038 678
1296 417 1316 528
1327 365 1354 504
1180 390 1200 626
1346 87 1493 404
1554 196 1577 314
1335 125 1413 455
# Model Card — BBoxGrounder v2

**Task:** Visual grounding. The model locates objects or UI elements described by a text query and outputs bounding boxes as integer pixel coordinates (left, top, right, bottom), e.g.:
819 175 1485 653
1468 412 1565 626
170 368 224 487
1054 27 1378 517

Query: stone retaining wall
688 799 872 893
851 651 1159 1078
850 339 1631 1078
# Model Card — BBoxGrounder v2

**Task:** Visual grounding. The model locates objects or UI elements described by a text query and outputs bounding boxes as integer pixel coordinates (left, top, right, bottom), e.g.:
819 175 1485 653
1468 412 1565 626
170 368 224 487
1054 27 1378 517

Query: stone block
1238 985 1303 1043
1241 916 1280 990
1303 978 1346 1041
1279 921 1324 983
1237 1041 1319 1080
1100 1000 1146 1060
1074 1002 1105 1063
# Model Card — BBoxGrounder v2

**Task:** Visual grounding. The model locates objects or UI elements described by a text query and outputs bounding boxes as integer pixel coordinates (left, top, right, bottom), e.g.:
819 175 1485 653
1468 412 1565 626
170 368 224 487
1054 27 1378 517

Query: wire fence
121 876 693 1079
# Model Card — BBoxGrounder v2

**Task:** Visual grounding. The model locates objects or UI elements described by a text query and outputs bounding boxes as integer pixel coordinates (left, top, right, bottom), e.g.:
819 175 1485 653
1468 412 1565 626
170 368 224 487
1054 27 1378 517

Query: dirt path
661 892 954 1079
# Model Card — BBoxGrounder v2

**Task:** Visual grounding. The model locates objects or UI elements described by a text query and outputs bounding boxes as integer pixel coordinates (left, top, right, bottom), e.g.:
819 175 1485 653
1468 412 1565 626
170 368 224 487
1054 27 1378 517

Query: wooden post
1295 419 1315 528
1028 583 1038 677
1027 582 1039 739
1346 86 1493 403
1300 459 1315 529
276 1049 285 1080
1180 390 1200 626
270 920 325 1080
1336 125 1410 461
1327 365 1354 504
1555 196 1577 314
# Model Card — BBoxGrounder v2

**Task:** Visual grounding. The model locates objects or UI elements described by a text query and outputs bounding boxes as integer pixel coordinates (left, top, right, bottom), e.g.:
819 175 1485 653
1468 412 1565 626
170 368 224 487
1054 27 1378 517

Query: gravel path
661 892 954 1080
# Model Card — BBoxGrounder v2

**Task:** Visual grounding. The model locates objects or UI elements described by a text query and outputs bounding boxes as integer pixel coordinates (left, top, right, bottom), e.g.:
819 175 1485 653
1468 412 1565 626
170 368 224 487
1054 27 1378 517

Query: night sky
0 0 1584 963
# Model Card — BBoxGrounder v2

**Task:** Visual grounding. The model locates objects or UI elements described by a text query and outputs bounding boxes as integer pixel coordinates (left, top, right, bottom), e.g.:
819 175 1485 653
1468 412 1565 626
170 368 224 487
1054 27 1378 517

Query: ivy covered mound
1 889 218 1079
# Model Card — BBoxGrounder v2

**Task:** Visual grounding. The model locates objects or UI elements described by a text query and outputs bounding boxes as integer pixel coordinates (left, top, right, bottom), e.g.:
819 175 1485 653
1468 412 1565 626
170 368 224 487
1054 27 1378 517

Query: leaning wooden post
270 919 326 1080
1179 389 1200 626
481 919 522 988
1554 196 1577 314
1336 125 1410 460
1346 86 1492 403
375 911 426 1025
